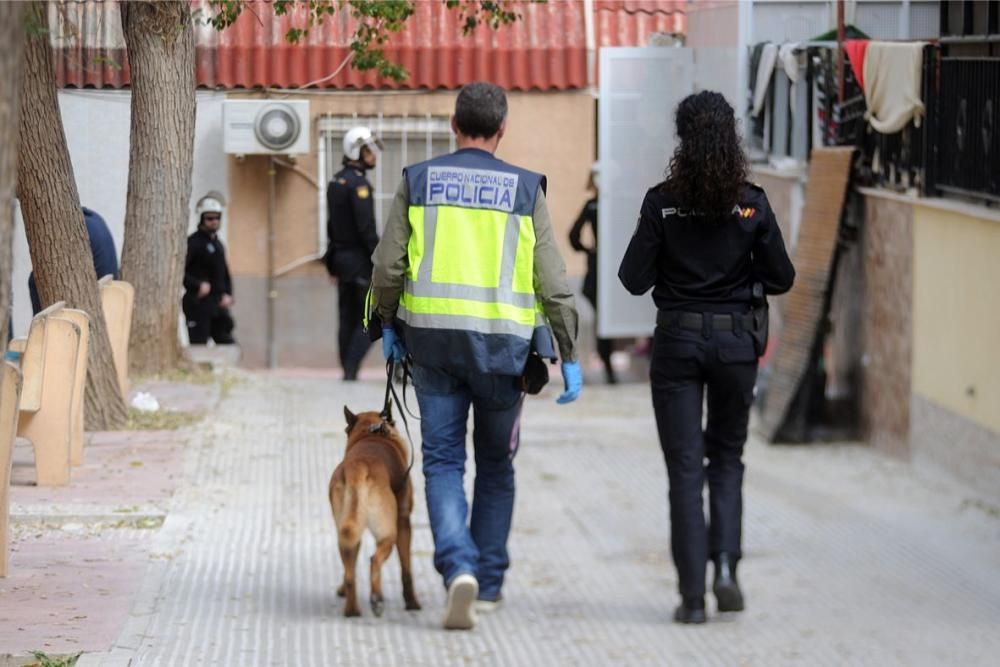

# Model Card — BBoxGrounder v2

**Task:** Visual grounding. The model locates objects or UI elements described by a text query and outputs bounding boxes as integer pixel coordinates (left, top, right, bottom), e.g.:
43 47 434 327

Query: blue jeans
412 363 524 600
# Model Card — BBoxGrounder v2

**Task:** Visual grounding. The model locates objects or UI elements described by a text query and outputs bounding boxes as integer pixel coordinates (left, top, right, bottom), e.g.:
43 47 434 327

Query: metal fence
929 54 1000 204
858 46 935 193
751 38 1000 207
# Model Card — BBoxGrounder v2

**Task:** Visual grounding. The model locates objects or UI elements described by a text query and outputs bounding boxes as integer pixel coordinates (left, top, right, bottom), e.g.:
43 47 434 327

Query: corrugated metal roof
52 0 685 91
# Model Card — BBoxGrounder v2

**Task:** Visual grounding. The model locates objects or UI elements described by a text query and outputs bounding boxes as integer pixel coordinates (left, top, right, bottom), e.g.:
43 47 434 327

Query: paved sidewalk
62 371 1000 666
0 379 216 664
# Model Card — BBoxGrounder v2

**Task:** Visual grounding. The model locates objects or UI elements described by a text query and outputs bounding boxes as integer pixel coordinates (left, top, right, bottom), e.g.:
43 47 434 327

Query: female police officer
619 91 795 624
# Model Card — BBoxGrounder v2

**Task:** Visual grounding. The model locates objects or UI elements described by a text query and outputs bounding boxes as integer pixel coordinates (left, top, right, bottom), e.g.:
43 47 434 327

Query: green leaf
91 55 123 71
23 5 49 38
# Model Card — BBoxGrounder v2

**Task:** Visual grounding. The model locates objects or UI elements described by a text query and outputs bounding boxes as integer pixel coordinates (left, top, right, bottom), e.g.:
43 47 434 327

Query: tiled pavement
3 372 999 665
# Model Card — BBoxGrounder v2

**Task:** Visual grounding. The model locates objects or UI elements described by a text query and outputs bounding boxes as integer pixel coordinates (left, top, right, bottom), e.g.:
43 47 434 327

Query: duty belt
656 310 755 334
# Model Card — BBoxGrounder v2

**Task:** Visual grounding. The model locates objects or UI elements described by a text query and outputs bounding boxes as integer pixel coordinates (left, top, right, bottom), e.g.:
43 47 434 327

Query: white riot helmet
342 126 383 161
195 193 225 217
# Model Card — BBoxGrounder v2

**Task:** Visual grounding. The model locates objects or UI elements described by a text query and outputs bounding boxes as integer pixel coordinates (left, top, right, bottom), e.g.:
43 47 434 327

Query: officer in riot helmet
184 193 236 345
324 126 383 380
619 91 795 624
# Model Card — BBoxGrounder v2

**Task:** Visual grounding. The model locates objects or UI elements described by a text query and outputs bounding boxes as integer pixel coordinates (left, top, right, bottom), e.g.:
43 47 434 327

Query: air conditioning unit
223 100 310 156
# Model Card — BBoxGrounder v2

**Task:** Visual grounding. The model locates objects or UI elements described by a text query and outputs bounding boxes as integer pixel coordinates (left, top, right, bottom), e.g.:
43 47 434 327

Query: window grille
318 114 455 237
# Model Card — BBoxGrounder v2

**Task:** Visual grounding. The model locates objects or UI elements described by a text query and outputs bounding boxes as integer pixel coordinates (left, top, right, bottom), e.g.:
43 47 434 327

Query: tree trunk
0 3 26 347
18 2 127 430
120 1 196 374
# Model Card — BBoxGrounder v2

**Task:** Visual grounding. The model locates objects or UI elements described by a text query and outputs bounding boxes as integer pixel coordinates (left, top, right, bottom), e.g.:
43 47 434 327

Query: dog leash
381 359 418 477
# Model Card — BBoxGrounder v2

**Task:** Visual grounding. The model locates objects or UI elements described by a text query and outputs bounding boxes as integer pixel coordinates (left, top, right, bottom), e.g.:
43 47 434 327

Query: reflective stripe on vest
400 152 544 342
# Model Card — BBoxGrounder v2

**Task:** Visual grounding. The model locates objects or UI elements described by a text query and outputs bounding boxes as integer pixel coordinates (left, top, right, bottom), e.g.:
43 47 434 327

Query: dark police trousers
650 319 757 599
337 278 371 380
183 297 235 345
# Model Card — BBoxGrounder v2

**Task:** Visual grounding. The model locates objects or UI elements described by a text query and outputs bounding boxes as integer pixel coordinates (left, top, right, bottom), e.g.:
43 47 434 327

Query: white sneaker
474 597 502 613
443 573 478 630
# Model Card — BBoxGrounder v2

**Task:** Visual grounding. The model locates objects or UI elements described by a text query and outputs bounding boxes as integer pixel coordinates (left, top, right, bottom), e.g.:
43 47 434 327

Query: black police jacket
618 182 795 312
325 164 377 283
184 229 232 303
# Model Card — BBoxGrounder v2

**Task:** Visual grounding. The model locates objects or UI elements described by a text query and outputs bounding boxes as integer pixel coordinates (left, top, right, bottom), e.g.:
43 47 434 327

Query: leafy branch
204 0 543 82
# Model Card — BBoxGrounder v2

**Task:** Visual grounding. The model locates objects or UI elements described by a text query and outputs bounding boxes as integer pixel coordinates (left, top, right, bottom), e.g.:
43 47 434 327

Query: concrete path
10 371 1000 666
0 379 213 664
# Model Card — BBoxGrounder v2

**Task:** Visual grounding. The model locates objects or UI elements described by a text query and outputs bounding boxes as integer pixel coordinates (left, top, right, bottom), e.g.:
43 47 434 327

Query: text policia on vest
426 166 520 213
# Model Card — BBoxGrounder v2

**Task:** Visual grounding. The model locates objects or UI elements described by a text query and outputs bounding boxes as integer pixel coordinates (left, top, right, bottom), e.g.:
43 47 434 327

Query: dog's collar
367 420 390 435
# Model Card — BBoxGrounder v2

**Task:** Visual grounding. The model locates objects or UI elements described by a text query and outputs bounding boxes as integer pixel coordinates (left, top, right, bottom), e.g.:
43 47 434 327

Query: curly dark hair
663 91 748 217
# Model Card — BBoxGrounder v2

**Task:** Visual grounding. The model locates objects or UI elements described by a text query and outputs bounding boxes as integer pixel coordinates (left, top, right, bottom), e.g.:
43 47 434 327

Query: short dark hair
454 82 508 139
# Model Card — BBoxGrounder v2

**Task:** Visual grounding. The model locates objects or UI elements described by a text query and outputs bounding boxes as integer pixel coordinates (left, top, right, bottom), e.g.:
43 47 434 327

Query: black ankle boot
673 596 707 624
713 553 744 612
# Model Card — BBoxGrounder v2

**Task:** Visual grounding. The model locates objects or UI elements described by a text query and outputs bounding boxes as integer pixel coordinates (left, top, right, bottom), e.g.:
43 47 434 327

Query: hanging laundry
779 43 803 113
748 42 771 141
752 43 779 117
749 41 769 97
862 41 928 134
779 43 802 83
844 39 869 91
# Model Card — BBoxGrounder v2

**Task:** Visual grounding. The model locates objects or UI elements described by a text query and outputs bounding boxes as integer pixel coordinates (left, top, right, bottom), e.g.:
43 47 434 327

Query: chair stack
99 275 135 398
1 278 135 577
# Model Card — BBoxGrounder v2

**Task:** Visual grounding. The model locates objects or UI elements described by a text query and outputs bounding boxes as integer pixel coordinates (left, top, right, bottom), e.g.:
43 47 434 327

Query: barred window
318 115 455 236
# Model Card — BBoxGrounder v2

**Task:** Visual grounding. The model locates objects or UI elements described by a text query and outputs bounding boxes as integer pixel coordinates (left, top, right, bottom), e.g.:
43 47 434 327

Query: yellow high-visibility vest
396 149 552 375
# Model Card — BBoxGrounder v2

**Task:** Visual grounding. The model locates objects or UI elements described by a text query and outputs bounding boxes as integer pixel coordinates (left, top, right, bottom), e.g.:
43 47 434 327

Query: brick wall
859 193 914 458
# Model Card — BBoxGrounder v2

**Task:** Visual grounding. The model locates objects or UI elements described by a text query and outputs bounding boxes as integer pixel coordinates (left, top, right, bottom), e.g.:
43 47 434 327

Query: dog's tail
337 464 369 547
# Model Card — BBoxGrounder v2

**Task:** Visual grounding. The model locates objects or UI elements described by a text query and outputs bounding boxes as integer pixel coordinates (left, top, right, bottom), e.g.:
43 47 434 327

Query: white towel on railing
752 43 779 117
862 41 928 134
779 43 802 83
779 43 803 113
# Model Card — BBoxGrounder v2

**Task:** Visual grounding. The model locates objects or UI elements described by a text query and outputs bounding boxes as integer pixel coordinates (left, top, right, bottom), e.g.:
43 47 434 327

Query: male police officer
370 82 582 630
183 193 235 344
325 126 383 381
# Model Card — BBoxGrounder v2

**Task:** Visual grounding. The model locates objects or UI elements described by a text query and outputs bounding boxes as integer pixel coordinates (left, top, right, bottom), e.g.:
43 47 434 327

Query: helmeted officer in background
325 126 383 381
370 82 582 630
184 193 236 345
619 91 795 624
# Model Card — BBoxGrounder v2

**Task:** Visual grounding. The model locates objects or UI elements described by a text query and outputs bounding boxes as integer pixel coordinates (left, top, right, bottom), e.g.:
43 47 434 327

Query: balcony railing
752 40 1000 208
928 53 1000 204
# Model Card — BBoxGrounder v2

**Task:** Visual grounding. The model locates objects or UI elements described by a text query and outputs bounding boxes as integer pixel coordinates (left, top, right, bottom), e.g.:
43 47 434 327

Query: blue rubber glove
556 361 582 404
381 326 406 362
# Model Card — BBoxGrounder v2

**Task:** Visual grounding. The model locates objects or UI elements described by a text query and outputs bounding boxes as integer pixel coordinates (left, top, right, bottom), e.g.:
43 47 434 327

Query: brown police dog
329 404 421 617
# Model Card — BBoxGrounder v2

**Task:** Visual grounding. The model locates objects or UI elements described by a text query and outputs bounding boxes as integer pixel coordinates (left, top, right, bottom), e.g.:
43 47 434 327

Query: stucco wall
12 90 229 338
911 202 1000 434
858 190 999 499
226 90 596 368
751 165 805 252
226 90 595 278
909 198 1000 500
750 165 805 351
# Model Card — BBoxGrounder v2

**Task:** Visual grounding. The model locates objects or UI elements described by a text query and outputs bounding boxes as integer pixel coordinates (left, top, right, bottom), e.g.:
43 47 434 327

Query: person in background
28 206 118 314
619 91 795 624
568 162 617 384
324 126 382 381
183 193 236 345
